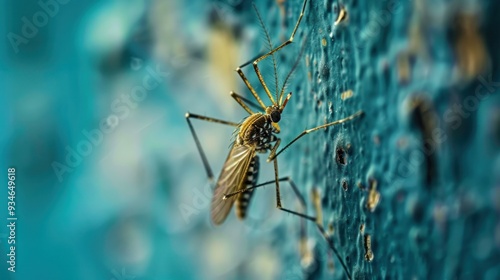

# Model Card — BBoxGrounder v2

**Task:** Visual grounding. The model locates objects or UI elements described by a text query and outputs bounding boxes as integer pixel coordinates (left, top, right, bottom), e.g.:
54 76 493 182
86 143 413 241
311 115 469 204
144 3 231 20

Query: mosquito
186 0 362 278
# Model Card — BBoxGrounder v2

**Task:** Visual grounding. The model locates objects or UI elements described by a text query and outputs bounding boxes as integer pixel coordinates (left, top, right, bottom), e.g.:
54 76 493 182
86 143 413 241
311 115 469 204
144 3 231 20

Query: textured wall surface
266 0 500 279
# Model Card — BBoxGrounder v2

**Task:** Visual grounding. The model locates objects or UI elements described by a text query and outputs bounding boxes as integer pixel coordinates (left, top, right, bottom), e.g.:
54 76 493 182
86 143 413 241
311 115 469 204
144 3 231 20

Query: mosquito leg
235 0 308 106
272 158 316 221
268 110 364 162
185 113 238 181
249 0 309 104
309 196 352 280
269 163 354 278
267 138 281 162
223 176 287 199
185 113 239 126
223 174 352 278
282 179 352 280
254 0 308 64
236 67 267 110
230 91 262 114
222 174 314 221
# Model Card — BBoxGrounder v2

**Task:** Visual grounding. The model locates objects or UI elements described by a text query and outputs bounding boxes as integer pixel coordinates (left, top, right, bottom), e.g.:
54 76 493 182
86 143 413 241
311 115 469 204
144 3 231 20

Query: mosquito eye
270 111 281 123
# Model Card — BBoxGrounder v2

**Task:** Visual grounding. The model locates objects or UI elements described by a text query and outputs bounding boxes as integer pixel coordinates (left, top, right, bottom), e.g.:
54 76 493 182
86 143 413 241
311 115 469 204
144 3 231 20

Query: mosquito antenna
279 34 308 105
253 3 280 104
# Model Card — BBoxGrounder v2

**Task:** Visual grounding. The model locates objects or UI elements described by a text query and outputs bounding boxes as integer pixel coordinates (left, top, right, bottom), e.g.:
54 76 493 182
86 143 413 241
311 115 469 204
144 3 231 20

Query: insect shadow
185 1 362 278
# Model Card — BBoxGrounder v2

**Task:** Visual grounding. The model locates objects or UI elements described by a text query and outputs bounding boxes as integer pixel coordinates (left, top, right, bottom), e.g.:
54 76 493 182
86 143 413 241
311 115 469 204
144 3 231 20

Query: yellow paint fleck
454 14 489 79
328 259 335 272
397 52 411 84
341 89 354 100
366 178 380 212
299 237 314 268
364 234 374 262
335 6 348 25
328 221 335 235
311 188 323 227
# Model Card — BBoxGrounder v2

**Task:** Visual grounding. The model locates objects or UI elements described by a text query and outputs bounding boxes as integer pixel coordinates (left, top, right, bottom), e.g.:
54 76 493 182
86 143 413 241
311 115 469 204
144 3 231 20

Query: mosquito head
270 110 281 123
266 105 282 123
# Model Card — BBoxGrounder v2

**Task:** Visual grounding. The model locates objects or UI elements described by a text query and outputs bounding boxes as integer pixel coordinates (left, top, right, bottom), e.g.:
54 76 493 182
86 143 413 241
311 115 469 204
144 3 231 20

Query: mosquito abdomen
236 156 259 219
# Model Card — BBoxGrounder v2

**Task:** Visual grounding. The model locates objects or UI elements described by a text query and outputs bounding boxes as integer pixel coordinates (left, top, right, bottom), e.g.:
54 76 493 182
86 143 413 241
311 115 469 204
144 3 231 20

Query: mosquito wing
211 143 256 225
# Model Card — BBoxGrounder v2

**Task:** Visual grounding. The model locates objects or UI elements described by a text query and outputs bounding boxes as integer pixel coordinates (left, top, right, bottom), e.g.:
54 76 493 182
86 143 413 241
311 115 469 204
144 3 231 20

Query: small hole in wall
336 147 347 165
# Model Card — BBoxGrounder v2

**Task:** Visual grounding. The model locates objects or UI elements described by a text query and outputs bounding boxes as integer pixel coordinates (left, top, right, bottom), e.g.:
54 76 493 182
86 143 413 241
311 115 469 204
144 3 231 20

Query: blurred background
1 0 500 279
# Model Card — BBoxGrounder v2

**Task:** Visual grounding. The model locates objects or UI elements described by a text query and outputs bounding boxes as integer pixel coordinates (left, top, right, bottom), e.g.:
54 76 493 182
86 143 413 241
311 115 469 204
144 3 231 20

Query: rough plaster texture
242 0 500 279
